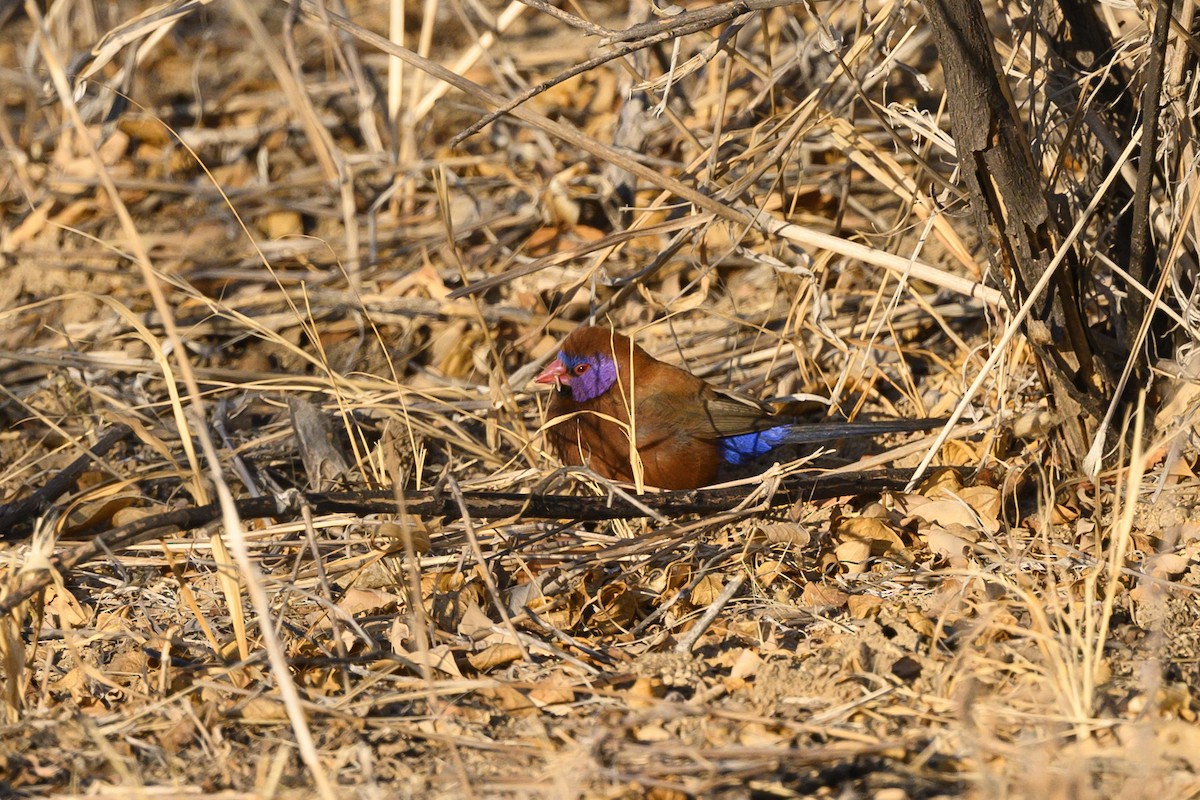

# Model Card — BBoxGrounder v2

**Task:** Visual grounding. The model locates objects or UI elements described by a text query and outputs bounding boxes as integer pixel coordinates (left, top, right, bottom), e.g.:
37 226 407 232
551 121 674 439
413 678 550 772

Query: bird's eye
574 363 590 375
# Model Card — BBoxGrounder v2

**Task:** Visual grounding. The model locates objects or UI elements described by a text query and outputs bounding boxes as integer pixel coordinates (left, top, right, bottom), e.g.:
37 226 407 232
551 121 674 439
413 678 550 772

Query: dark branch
0 468 943 617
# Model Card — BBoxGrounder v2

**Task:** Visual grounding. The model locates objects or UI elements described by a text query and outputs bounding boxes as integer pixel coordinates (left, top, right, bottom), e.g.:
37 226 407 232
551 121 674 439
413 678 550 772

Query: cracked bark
924 0 1116 466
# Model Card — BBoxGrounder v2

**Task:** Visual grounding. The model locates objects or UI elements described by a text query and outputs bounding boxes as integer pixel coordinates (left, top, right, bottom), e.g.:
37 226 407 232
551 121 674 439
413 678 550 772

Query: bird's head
534 350 618 402
533 327 625 402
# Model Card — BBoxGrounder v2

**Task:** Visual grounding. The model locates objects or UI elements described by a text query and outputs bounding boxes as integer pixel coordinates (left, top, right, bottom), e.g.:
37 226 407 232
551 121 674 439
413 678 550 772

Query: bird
533 325 945 490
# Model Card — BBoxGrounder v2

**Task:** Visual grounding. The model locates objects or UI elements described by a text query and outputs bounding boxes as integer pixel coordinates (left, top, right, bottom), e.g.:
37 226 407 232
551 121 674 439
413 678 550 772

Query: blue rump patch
719 426 792 465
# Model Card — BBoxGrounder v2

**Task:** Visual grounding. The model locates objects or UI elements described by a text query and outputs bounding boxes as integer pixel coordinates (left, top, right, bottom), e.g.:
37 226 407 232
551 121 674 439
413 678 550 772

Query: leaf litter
2 1 1200 798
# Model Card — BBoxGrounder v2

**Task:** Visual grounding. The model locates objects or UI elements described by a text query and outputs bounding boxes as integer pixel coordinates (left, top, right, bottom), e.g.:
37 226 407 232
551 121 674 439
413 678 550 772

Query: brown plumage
533 326 943 490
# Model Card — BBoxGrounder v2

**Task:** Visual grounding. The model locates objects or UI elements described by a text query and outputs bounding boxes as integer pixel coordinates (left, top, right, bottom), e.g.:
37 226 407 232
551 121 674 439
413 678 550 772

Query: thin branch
0 424 132 534
0 468 941 617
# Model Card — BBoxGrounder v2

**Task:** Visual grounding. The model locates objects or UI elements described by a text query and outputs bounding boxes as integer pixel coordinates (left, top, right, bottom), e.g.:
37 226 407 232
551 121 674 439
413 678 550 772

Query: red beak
534 357 569 386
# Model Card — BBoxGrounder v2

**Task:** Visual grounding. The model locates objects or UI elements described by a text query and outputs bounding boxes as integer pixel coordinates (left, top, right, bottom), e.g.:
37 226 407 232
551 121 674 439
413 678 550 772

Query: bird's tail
778 417 948 446
720 418 947 466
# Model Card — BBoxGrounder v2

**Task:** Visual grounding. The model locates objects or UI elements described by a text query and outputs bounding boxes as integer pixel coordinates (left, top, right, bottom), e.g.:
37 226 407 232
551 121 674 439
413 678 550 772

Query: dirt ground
3 0 1200 797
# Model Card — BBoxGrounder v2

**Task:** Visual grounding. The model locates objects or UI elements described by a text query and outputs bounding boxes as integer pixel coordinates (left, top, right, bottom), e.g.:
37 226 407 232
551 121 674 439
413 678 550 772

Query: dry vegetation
2 0 1200 797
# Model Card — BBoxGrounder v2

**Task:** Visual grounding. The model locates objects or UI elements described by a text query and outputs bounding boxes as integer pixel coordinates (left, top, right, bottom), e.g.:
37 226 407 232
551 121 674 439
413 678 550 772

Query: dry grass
2 0 1200 797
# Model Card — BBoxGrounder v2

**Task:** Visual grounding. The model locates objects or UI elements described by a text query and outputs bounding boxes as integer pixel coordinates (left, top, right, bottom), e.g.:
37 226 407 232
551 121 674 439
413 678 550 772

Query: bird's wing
639 382 946 443
632 383 776 444
697 387 779 436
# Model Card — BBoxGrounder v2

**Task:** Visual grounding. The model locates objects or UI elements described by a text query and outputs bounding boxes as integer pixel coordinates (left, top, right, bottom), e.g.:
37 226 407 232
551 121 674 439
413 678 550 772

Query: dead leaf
458 603 495 639
689 574 725 606
591 581 638 633
646 788 688 800
1173 522 1200 544
106 648 149 681
1050 503 1078 524
903 498 997 533
401 645 462 677
429 570 482 632
259 210 303 239
1155 377 1200 432
61 493 138 535
337 588 403 617
729 649 761 681
467 643 523 672
738 722 790 747
389 263 449 299
916 467 964 495
288 396 351 491
847 594 883 619
377 521 432 555
480 684 535 714
906 610 936 637
754 559 787 587
6 199 54 249
800 582 849 610
430 320 484 377
633 721 672 742
45 585 90 628
834 538 872 574
524 591 584 632
756 523 812 546
528 672 575 709
922 524 979 563
627 677 664 705
1148 552 1189 579
647 562 691 594
110 504 169 527
833 515 909 571
388 618 410 652
240 696 289 722
958 485 1002 520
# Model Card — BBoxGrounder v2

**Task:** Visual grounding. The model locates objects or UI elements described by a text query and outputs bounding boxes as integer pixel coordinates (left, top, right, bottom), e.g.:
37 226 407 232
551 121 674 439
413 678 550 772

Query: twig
448 475 532 663
450 0 797 146
517 0 612 37
674 573 745 653
1125 0 1173 357
0 468 943 617
0 424 132 535
284 0 1002 305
